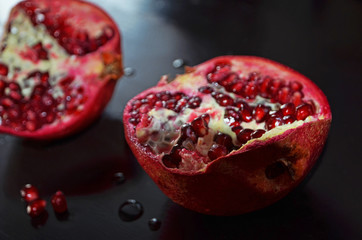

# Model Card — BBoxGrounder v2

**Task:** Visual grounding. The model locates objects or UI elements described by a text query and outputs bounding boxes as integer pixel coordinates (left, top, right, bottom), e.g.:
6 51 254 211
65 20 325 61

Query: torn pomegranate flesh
128 60 317 171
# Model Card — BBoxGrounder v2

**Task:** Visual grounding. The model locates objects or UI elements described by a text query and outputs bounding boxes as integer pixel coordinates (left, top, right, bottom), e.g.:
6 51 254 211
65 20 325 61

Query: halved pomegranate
123 56 331 215
0 0 122 139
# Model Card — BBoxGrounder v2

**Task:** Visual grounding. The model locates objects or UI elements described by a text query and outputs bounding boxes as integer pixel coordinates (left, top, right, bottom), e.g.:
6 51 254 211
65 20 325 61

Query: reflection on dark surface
2 116 138 197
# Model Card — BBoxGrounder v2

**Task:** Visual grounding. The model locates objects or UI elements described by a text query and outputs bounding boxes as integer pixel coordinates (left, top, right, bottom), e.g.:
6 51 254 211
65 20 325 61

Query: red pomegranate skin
123 56 332 216
0 0 122 140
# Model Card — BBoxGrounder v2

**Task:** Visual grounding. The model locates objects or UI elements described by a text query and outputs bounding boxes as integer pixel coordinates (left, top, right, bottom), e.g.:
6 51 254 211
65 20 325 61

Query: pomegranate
0 0 122 139
123 56 331 215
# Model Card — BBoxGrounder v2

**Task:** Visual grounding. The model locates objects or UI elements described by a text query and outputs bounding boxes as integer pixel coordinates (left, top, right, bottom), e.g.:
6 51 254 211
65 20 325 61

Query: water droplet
113 172 126 185
172 59 185 69
124 67 135 77
148 217 161 231
118 199 143 222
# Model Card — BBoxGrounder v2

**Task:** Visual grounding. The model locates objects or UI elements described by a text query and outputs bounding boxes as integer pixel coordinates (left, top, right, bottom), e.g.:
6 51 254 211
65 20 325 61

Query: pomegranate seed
198 86 214 94
129 117 140 125
248 72 260 82
191 115 208 137
0 63 8 76
208 143 228 161
240 108 252 122
258 76 273 97
219 74 236 87
290 81 303 91
201 113 211 124
214 60 231 70
157 91 171 101
51 191 68 214
207 68 230 83
280 103 296 116
20 184 39 202
265 116 284 130
162 146 182 168
276 86 291 104
9 91 22 101
217 94 234 106
251 129 266 139
268 78 285 97
234 99 249 109
237 129 254 144
242 82 258 99
27 199 47 218
166 99 177 109
230 82 243 95
291 91 304 106
283 115 296 124
174 98 188 112
296 103 313 120
146 93 158 105
214 132 234 151
187 96 202 109
224 108 240 120
179 124 197 143
253 104 271 123
231 126 243 135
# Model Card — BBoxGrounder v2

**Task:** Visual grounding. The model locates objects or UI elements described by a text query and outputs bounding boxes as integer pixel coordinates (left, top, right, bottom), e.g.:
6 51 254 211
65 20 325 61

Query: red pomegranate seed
280 103 296 116
146 93 158 105
214 60 231 70
174 98 188 112
27 199 47 218
251 129 266 139
198 86 214 94
268 78 285 97
157 91 171 101
207 67 230 83
51 191 68 214
162 146 182 168
291 91 304 106
296 103 313 120
191 115 209 137
214 132 234 151
290 81 303 91
276 86 291 104
20 184 39 202
248 72 260 82
242 81 258 99
31 42 49 60
253 104 271 123
166 99 177 109
201 113 211 124
231 126 243 135
224 108 240 120
237 129 254 144
258 76 273 98
219 74 236 87
208 143 228 161
229 82 243 95
265 116 284 130
0 63 8 76
179 124 197 143
283 115 296 124
187 96 202 109
240 108 252 122
217 94 234 106
234 99 249 109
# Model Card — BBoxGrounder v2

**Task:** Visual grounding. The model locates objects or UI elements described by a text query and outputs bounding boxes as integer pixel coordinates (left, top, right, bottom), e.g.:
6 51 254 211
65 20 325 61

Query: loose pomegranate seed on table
27 199 47 218
124 56 331 215
51 191 68 214
20 184 39 203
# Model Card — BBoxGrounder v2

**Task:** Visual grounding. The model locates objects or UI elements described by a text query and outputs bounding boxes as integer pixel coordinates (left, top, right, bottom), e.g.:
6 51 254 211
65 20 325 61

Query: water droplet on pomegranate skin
51 191 68 214
113 172 126 185
172 58 185 68
124 67 135 76
20 184 39 203
118 199 143 222
27 199 47 218
148 218 162 231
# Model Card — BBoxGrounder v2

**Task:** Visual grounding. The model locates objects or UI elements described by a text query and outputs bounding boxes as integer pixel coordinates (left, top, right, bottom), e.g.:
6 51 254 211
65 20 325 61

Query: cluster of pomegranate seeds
129 60 316 170
0 68 86 132
129 91 202 126
18 2 114 56
50 191 68 214
20 184 68 218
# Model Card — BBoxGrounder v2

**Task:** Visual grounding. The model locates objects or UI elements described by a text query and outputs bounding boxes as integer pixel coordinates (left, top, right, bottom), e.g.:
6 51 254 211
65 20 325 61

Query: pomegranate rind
0 0 123 140
123 56 332 215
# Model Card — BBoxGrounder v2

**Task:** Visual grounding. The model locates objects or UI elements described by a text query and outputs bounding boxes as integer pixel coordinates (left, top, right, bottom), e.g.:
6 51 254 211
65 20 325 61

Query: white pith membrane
131 61 319 172
0 10 105 131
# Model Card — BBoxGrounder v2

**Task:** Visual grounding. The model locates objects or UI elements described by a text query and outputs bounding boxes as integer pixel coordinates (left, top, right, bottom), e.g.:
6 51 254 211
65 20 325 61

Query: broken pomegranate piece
123 56 332 215
0 0 122 139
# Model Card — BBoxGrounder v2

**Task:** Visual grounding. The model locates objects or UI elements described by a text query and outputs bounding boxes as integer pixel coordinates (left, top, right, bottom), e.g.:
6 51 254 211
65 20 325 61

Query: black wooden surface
0 0 361 239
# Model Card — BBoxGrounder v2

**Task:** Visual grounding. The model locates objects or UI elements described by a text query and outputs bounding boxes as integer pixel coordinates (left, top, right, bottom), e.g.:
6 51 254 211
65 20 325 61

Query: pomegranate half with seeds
124 56 331 215
0 0 122 139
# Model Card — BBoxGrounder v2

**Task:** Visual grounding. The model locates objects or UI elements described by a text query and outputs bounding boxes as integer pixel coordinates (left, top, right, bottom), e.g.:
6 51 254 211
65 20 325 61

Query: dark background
0 0 361 239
